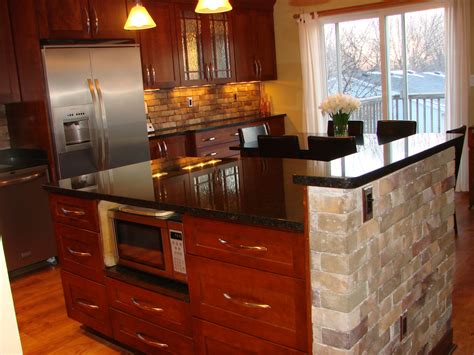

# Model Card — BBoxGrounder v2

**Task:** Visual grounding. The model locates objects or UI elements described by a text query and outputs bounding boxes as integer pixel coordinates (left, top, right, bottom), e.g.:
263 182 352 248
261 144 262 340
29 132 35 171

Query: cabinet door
37 0 91 39
89 0 132 39
0 0 20 103
233 9 258 82
254 11 277 81
175 4 209 86
140 1 180 89
206 13 235 84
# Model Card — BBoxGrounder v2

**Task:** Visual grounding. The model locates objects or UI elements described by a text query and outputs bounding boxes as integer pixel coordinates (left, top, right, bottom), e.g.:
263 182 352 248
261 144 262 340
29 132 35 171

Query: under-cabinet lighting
124 1 156 30
152 172 169 178
182 159 222 171
195 0 232 14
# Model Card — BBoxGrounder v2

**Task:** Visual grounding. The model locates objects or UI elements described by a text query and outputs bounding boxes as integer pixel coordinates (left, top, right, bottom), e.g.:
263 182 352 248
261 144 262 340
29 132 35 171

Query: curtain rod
292 0 432 20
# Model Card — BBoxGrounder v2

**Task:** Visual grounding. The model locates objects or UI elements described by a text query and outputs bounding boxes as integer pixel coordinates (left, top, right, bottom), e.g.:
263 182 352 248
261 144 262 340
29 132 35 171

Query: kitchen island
44 133 462 354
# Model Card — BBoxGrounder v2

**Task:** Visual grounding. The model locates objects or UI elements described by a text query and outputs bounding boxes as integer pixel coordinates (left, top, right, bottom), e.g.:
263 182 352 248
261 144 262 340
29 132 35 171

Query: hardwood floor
8 193 474 354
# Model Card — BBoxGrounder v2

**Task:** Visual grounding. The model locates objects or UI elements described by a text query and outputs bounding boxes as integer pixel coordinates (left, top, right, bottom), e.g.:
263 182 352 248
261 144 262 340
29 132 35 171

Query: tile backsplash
0 105 10 149
144 83 261 130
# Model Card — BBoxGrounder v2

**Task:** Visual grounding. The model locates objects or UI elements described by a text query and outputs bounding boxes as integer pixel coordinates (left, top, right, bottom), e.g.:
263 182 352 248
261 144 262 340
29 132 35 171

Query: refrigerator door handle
87 78 104 170
94 79 110 169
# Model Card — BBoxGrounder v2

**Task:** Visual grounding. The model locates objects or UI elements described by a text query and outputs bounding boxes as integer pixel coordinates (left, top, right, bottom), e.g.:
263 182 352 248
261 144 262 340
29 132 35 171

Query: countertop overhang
44 133 463 232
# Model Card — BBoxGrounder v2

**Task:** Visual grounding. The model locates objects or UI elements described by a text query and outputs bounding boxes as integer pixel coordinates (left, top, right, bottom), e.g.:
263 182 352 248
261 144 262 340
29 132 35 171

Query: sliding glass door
322 5 446 133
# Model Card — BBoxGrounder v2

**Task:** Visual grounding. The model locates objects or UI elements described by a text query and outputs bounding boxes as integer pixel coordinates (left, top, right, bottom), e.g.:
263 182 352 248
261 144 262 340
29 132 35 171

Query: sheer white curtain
446 0 470 191
297 13 326 133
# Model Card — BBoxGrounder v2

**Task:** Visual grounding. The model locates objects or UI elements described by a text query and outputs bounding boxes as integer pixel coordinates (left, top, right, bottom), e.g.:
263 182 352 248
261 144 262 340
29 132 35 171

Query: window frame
319 1 447 128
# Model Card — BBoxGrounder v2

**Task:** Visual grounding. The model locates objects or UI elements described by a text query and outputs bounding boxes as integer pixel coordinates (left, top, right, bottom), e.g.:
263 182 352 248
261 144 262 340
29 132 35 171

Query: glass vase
331 113 350 137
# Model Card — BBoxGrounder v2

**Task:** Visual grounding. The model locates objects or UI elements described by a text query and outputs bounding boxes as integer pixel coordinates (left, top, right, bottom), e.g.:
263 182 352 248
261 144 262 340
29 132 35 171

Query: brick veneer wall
144 83 261 130
0 105 10 149
308 147 456 353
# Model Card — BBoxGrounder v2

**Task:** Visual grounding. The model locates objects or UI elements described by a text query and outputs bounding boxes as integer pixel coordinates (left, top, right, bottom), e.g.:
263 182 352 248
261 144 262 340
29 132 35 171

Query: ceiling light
195 0 232 14
124 1 156 31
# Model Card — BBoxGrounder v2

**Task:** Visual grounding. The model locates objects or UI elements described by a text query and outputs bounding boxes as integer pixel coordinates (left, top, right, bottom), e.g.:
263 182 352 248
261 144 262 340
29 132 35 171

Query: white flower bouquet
319 94 361 136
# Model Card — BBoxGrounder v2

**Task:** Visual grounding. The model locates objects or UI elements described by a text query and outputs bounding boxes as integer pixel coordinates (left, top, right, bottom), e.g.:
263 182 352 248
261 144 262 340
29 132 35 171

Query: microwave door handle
87 78 104 170
94 79 109 170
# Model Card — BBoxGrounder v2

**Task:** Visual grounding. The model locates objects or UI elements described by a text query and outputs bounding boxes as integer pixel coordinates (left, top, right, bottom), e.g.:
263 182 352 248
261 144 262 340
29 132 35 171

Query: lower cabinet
193 319 307 355
61 270 112 336
150 135 188 160
110 309 194 354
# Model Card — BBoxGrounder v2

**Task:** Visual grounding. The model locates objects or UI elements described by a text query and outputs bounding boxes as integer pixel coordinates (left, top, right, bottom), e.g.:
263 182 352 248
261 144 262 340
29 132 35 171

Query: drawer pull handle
218 238 268 252
206 152 218 157
60 207 86 217
76 299 99 310
223 293 271 310
203 137 216 142
232 132 239 136
131 298 164 313
67 248 92 258
136 333 169 349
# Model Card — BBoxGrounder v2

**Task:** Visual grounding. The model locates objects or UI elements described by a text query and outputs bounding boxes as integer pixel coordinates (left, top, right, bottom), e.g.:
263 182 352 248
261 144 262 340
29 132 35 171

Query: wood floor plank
8 193 474 353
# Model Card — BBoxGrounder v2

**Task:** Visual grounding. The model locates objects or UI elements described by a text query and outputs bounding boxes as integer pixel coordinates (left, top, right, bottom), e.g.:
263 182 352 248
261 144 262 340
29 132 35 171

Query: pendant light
195 0 233 14
124 0 156 31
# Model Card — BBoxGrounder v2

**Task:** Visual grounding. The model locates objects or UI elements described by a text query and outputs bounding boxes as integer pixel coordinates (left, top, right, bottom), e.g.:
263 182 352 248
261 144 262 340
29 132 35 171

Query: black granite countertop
44 133 463 232
148 114 286 139
0 148 49 175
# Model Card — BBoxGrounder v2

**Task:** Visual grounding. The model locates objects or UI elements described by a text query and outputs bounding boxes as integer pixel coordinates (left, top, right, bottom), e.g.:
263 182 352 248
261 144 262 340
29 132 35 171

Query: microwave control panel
169 230 186 275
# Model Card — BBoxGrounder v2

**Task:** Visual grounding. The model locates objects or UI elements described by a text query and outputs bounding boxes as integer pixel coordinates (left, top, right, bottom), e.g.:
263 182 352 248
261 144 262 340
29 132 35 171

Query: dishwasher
0 164 57 274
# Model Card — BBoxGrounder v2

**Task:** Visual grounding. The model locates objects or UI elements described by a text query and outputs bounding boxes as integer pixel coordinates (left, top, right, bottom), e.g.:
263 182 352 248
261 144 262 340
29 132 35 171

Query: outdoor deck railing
351 93 445 133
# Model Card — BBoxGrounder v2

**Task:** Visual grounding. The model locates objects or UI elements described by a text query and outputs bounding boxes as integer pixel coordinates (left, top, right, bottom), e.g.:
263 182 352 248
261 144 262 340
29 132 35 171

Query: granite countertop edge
293 135 463 189
43 185 304 232
148 114 286 139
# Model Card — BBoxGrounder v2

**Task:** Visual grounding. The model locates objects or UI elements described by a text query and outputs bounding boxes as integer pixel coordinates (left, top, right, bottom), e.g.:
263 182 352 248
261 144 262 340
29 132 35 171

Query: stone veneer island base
308 147 456 354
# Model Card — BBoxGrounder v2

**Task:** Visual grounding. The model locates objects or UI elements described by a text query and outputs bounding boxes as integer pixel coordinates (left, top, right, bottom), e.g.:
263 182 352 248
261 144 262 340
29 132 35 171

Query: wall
0 105 10 149
308 147 456 353
145 83 261 130
268 0 473 133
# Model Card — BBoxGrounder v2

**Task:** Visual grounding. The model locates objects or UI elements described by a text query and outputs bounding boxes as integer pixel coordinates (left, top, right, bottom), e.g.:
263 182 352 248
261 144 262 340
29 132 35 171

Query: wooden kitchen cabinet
0 0 20 103
37 0 132 39
175 4 235 86
233 9 277 82
149 135 188 160
139 1 180 89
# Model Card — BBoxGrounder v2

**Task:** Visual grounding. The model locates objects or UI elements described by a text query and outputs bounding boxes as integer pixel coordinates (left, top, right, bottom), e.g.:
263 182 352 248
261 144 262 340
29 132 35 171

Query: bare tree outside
323 8 446 133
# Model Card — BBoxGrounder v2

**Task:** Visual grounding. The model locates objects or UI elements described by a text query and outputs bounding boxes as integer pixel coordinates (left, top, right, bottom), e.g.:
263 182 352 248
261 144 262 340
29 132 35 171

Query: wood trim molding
293 0 434 19
429 328 457 355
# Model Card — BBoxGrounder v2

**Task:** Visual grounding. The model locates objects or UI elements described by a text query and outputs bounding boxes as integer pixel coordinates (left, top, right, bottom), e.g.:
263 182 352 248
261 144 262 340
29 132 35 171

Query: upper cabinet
233 9 277 82
0 0 20 103
175 4 235 86
139 1 180 90
37 0 132 39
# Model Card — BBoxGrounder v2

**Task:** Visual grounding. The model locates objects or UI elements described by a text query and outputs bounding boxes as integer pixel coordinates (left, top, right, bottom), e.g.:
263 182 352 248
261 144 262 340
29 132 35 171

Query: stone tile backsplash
144 83 261 130
0 105 10 149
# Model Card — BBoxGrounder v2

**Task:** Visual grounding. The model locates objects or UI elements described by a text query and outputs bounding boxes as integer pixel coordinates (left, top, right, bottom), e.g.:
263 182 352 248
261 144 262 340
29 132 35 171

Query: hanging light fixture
124 0 156 31
195 0 233 14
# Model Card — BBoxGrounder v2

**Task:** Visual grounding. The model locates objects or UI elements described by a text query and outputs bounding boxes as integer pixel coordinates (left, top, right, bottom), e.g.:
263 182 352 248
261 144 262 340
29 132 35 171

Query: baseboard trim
430 328 456 355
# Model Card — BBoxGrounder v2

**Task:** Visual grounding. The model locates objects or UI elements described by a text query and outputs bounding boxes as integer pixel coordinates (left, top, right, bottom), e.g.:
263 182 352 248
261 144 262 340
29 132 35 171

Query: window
322 5 446 133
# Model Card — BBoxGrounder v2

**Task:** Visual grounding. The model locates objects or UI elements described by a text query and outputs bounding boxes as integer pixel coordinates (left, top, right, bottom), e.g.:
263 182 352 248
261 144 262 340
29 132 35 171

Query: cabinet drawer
55 224 104 283
111 309 194 354
194 126 240 149
106 277 192 335
184 216 305 278
187 256 308 351
194 319 307 355
195 143 239 159
61 270 111 336
50 194 99 232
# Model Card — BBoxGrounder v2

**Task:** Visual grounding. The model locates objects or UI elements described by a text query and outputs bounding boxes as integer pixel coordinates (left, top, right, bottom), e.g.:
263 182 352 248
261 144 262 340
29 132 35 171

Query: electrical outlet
400 314 408 341
362 186 374 222
187 97 193 107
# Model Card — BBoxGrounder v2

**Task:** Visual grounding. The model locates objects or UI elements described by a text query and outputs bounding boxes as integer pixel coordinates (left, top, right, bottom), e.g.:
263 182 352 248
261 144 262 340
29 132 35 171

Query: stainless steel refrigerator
42 44 150 179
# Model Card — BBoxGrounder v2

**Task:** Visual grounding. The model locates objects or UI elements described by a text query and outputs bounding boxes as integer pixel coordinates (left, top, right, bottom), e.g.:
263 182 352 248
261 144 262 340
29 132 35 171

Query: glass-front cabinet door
175 4 235 86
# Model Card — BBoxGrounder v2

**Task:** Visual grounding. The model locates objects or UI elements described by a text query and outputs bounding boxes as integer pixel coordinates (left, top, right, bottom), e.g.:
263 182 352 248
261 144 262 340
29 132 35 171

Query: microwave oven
108 206 186 283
